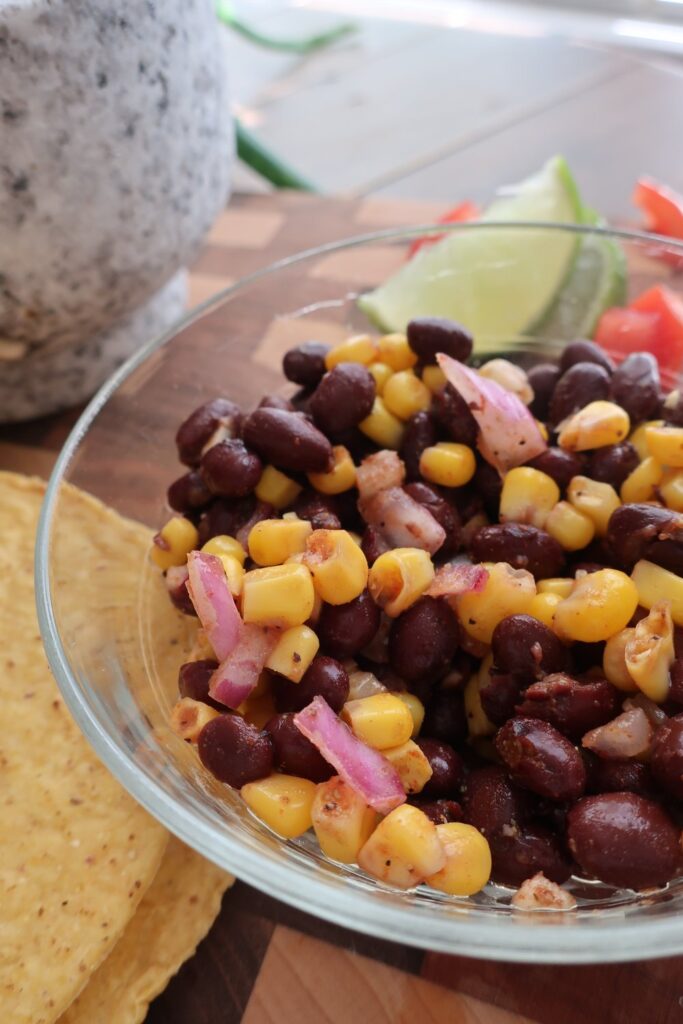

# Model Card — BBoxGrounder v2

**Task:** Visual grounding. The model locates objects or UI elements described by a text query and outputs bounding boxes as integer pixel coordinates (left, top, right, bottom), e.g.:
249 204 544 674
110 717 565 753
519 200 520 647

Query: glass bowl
36 223 683 964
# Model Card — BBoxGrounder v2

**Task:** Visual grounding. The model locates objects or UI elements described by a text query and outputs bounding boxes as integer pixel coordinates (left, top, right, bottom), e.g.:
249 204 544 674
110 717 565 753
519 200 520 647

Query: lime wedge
531 227 626 341
358 156 584 346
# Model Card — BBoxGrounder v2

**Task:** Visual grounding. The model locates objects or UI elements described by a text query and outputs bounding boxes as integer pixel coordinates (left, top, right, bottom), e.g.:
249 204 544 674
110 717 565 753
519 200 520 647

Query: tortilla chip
0 473 172 1023
60 837 232 1024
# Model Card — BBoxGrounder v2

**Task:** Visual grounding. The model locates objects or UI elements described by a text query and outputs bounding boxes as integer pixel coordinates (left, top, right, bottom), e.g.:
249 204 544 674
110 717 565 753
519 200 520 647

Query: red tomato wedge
594 284 683 377
631 285 683 369
407 201 480 258
632 178 683 269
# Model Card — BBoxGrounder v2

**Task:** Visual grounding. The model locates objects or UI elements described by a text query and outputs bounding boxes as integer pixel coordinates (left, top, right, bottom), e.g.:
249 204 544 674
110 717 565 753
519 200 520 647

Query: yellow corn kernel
241 692 277 730
625 602 675 703
265 624 320 682
419 442 476 488
217 553 245 598
603 629 638 692
170 697 220 743
456 562 536 644
342 693 414 750
633 560 683 626
325 333 377 370
377 332 418 371
359 397 405 450
311 777 377 863
357 805 445 889
254 465 302 510
538 577 575 598
248 518 312 567
367 361 393 395
528 591 562 630
382 370 431 421
620 457 664 505
307 445 356 496
383 740 433 795
645 424 683 468
302 529 368 605
464 654 496 738
368 547 434 617
545 500 596 551
630 420 664 462
395 692 425 738
427 823 492 897
422 365 447 394
499 467 560 530
202 533 247 565
567 476 620 537
661 470 683 512
241 773 316 839
553 568 638 643
151 516 198 569
558 400 630 452
478 359 533 405
242 563 315 628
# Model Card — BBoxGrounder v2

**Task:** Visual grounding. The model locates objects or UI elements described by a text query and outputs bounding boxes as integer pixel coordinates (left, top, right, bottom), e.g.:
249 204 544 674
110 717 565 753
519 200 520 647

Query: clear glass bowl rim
35 222 683 964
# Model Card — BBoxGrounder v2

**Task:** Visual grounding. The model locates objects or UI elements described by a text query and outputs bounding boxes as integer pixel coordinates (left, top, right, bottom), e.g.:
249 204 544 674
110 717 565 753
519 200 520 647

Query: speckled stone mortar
0 0 232 419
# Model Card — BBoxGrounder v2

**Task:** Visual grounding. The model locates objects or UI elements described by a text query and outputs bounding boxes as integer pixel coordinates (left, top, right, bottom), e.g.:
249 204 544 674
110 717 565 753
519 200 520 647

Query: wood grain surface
4 192 683 1023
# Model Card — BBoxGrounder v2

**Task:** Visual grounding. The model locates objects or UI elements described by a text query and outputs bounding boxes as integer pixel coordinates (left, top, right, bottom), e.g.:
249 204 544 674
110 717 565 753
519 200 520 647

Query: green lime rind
358 156 584 346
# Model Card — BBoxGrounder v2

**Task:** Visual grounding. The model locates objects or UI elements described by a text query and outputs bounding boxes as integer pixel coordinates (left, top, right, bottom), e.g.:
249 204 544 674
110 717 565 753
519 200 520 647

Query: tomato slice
632 178 683 269
407 201 480 259
630 285 683 372
594 307 666 365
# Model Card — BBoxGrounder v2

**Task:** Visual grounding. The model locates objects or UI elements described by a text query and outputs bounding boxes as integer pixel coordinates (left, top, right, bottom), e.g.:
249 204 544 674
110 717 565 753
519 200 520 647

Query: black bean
559 339 614 375
196 495 258 546
586 442 639 489
360 525 389 565
662 390 683 427
404 482 462 557
292 490 342 531
480 672 526 726
283 341 331 388
651 714 683 800
178 659 220 709
669 659 683 706
388 597 459 684
243 408 333 473
606 503 683 574
526 447 584 491
432 384 478 446
473 462 503 518
200 439 262 497
167 470 213 513
198 715 273 788
422 688 467 745
317 591 381 660
400 410 437 480
309 363 376 436
258 394 294 412
461 764 533 839
490 825 573 886
528 363 561 421
492 614 571 682
610 352 661 423
567 793 681 889
470 523 565 579
176 398 241 467
407 316 473 364
265 713 334 782
416 799 463 825
584 752 654 798
495 717 586 801
515 673 620 741
415 738 463 796
166 568 197 616
274 656 349 714
550 362 610 424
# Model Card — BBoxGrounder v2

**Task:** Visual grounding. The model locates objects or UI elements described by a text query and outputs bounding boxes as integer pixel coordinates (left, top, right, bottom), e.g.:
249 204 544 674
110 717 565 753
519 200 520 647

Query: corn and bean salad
154 319 683 901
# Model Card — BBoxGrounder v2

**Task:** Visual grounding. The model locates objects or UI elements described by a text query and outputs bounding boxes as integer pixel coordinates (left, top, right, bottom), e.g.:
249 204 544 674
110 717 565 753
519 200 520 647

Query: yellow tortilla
0 473 174 1023
60 837 232 1024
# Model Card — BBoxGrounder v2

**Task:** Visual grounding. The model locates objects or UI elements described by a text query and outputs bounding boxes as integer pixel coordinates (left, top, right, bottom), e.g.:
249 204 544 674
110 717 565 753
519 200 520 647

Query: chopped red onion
582 708 653 760
427 562 489 599
358 486 445 555
186 550 243 661
209 623 279 709
356 450 405 499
